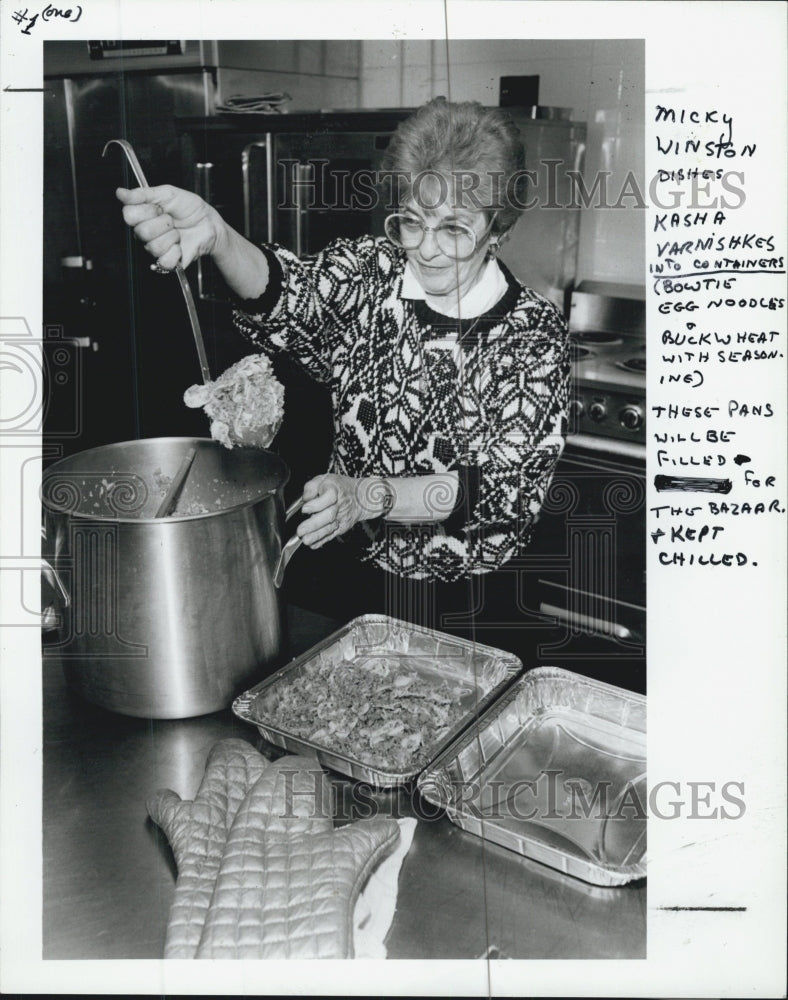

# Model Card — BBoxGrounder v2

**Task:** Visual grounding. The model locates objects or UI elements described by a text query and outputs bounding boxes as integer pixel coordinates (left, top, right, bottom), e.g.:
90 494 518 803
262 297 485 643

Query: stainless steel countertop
43 605 646 960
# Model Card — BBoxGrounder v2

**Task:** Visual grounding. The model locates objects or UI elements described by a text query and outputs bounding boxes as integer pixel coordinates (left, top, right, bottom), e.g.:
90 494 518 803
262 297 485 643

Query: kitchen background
43 37 644 449
360 38 644 287
43 38 646 690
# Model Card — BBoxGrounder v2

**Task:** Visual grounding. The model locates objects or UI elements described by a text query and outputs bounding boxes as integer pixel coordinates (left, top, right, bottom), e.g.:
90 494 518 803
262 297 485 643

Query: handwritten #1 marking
12 5 83 35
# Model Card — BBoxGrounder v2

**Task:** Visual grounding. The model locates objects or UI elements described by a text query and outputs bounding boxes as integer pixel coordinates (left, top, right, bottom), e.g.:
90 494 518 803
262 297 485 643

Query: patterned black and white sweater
233 236 569 582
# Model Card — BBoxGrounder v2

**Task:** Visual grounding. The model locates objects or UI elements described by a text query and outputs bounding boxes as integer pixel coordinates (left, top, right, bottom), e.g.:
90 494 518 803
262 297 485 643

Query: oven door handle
565 433 646 464
539 602 634 641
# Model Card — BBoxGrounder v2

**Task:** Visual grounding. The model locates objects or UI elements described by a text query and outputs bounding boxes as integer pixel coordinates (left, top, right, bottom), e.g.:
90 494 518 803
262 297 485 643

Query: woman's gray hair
379 97 526 237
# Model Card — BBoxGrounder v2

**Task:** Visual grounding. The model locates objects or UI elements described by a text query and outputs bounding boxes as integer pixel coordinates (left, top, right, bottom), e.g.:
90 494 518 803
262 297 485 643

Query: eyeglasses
384 212 495 261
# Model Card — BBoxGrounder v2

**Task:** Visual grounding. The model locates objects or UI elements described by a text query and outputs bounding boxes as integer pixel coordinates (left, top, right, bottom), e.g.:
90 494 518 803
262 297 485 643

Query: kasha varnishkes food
256 655 467 772
184 353 284 449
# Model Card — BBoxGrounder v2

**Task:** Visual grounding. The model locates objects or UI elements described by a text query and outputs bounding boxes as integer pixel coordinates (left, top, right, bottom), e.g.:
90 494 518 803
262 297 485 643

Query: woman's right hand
116 185 226 271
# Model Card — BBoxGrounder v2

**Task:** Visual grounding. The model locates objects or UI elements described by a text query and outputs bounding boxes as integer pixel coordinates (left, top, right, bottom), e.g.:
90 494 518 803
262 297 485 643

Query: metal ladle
103 138 212 383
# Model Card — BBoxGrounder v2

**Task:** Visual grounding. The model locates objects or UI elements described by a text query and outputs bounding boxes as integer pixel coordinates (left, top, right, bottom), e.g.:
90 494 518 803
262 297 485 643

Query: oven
520 282 647 693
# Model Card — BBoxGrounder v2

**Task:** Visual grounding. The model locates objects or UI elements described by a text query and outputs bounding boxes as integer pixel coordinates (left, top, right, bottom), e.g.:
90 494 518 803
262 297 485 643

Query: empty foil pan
417 667 646 886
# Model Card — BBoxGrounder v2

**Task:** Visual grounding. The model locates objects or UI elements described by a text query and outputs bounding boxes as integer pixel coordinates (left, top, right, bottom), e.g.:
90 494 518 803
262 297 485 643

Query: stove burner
573 331 624 347
617 357 647 374
570 343 594 361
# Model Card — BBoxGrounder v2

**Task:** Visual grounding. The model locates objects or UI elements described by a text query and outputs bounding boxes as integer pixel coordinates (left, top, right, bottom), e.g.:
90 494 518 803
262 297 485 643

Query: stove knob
569 398 584 419
619 405 644 430
588 401 607 422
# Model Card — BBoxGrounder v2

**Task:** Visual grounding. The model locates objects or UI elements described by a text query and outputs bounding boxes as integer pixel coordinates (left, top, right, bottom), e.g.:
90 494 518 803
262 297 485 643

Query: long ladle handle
103 138 212 384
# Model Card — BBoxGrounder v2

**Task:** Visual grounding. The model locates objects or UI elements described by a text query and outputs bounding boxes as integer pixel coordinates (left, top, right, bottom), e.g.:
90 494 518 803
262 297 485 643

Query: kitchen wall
44 38 643 288
359 39 645 288
217 38 644 289
213 40 361 111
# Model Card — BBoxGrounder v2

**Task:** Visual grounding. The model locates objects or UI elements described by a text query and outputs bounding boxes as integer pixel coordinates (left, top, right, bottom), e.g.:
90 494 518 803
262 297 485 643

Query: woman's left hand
297 474 370 548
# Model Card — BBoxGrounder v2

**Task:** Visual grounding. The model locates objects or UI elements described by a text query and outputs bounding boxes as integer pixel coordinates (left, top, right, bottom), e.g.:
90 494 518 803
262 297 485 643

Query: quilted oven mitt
196 753 401 959
147 739 270 958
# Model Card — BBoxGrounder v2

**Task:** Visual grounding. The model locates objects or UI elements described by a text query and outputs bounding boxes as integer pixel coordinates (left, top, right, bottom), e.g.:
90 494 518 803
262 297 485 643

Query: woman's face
401 197 494 302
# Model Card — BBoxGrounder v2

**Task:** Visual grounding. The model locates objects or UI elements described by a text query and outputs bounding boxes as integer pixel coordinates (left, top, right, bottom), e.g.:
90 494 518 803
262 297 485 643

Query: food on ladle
184 353 284 450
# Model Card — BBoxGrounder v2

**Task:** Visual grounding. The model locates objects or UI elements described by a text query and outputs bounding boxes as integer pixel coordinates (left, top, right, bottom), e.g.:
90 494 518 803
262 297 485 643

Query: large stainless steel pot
42 438 300 719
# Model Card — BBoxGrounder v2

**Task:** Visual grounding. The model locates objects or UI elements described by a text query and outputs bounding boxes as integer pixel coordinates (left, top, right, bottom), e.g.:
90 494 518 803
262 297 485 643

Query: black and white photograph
0 2 785 996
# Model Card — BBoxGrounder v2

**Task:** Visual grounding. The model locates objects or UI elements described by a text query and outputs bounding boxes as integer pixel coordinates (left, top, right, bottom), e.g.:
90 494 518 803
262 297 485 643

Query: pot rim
41 436 290 524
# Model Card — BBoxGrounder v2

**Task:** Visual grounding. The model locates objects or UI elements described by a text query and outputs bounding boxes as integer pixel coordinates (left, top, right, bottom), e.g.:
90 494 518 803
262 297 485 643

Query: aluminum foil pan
417 666 646 886
232 614 522 788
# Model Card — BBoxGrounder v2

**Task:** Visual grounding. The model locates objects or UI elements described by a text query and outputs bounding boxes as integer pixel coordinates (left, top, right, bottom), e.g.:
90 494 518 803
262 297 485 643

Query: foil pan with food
232 615 522 787
417 667 647 886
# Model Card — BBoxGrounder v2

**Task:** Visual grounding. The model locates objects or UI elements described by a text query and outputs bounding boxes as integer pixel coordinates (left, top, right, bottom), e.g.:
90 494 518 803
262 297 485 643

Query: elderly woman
117 98 569 652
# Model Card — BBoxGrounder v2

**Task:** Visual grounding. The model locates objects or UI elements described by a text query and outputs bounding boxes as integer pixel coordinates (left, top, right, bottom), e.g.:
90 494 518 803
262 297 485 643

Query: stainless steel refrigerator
43 43 219 459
